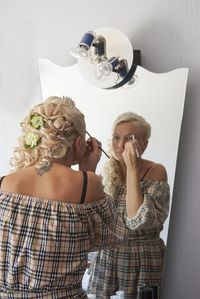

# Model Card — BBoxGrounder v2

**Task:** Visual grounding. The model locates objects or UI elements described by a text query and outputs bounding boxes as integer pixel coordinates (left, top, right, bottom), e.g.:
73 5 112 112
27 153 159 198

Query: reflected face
112 121 147 161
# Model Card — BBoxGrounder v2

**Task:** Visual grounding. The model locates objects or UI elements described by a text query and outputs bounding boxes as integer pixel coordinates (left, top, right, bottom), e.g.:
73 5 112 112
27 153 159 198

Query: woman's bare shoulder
146 162 168 181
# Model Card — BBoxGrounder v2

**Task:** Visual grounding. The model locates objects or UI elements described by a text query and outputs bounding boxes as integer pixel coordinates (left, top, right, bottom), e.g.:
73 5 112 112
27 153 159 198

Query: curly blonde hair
102 112 151 198
10 96 86 172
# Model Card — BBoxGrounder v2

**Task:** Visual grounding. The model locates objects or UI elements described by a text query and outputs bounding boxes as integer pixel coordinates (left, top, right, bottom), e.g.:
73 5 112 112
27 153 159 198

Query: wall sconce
71 31 96 59
71 31 107 62
70 27 139 89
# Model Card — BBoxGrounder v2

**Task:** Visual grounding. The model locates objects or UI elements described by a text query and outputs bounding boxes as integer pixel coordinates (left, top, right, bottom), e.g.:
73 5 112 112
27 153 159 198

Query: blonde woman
0 96 128 299
88 112 170 299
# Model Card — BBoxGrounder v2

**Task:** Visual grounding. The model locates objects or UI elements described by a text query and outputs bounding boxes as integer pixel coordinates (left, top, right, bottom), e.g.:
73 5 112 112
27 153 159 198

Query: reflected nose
117 139 125 149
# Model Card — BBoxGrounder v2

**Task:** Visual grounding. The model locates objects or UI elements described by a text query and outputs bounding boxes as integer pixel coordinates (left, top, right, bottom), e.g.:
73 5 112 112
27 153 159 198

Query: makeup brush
132 134 140 158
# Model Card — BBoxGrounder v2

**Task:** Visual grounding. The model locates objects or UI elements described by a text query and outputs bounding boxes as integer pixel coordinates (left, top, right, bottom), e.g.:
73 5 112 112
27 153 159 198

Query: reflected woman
88 112 170 299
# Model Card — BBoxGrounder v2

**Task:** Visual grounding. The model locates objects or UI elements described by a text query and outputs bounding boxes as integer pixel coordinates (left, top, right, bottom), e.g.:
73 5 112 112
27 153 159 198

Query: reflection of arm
123 139 170 230
125 180 170 230
126 166 144 218
122 138 168 222
84 172 127 251
87 196 127 252
122 140 144 218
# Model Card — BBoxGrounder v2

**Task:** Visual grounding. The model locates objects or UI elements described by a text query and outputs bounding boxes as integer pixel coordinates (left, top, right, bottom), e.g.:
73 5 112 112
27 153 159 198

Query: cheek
139 140 146 151
111 141 118 151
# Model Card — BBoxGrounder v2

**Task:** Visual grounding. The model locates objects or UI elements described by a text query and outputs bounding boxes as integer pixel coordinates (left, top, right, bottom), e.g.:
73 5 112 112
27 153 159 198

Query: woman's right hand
79 137 102 172
122 136 142 170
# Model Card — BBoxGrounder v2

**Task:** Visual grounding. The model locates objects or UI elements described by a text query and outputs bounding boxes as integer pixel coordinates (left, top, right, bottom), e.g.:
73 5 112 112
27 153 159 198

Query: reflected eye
125 135 133 142
112 135 120 142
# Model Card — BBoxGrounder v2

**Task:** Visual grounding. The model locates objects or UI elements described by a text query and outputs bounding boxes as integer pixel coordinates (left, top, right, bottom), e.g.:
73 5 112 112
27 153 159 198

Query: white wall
0 1 200 298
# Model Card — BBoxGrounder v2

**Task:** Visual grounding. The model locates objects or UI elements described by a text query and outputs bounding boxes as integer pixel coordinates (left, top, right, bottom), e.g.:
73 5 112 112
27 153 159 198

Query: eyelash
126 136 133 141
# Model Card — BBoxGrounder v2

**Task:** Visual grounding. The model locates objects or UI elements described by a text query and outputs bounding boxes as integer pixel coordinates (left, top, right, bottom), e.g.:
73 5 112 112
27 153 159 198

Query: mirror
38 59 188 295
39 59 188 244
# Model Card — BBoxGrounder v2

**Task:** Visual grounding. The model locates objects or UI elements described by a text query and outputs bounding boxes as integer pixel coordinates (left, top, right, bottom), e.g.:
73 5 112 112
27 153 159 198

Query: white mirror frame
38 59 188 243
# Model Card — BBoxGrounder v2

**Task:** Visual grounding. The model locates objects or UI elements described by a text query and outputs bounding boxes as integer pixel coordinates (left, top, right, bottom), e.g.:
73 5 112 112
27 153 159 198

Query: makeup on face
112 121 146 158
112 132 141 158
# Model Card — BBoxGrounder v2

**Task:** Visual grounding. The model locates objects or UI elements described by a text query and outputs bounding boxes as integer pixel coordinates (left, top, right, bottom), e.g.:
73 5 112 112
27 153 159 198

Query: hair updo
10 96 86 171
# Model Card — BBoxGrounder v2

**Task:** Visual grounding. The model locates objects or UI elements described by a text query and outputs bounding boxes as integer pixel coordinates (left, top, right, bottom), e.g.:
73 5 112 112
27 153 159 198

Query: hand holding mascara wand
86 130 110 159
132 134 140 158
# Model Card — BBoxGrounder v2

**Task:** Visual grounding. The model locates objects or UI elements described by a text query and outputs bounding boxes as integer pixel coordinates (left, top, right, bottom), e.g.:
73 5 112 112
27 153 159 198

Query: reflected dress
0 173 126 299
88 180 170 299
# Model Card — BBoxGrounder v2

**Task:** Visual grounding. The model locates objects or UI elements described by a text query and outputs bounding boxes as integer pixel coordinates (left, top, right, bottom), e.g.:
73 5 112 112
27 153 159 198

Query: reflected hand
122 135 142 170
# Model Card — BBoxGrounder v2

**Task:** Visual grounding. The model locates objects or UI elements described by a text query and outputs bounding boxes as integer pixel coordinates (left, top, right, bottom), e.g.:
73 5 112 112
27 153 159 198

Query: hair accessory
30 113 45 130
24 132 41 149
62 96 72 101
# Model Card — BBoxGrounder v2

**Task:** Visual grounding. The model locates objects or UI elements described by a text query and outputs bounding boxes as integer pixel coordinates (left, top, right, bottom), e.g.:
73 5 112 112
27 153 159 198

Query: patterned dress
88 180 170 299
0 188 126 298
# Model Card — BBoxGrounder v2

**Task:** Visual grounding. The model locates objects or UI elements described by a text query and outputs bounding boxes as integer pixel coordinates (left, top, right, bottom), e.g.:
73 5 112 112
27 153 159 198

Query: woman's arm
85 173 127 251
87 195 127 251
125 180 170 230
122 138 168 221
122 139 144 218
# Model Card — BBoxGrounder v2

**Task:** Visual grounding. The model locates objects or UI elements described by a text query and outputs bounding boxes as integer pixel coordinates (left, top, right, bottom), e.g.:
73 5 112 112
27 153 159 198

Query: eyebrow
113 133 133 138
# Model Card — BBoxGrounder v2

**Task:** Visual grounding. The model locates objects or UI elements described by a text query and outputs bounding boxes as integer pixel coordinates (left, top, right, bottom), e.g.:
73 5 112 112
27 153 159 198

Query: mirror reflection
88 111 170 298
39 59 188 298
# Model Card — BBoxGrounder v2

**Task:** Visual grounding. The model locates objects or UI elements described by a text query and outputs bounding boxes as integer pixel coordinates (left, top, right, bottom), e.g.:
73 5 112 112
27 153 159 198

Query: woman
0 96 128 299
88 112 170 299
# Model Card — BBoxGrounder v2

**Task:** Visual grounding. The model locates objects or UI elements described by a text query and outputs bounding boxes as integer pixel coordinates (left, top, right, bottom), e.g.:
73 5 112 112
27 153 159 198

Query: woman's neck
52 157 72 168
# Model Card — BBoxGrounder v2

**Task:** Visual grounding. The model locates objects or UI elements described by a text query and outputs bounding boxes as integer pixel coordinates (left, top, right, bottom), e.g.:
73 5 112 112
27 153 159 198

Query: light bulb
93 35 106 57
70 45 91 59
96 57 119 79
97 60 113 77
70 31 95 59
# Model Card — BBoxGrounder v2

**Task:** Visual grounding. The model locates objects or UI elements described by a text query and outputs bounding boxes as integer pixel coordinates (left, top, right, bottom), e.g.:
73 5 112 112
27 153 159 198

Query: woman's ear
71 136 83 165
74 136 82 154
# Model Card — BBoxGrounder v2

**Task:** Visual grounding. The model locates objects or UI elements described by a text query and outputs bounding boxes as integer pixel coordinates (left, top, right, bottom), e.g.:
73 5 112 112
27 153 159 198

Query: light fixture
92 35 107 62
96 56 119 79
70 31 96 59
70 27 137 89
70 31 108 62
